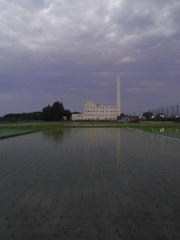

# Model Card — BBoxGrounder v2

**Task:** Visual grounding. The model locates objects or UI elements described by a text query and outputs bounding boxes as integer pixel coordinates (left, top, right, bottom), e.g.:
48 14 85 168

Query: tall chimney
117 75 120 116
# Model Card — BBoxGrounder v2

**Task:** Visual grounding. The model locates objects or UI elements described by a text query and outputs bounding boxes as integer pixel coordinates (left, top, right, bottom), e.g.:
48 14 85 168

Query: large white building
72 75 121 121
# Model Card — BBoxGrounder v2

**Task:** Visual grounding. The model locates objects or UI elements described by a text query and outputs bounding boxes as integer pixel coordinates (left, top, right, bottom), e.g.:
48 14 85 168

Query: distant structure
72 75 121 121
72 101 118 121
117 75 120 116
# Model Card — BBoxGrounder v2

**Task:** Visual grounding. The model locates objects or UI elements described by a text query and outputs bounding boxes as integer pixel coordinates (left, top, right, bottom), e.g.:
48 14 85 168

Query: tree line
1 101 72 122
142 111 180 122
42 101 71 121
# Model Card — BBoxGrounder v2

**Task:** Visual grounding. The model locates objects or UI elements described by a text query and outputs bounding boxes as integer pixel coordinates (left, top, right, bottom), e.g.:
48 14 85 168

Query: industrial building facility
72 75 121 121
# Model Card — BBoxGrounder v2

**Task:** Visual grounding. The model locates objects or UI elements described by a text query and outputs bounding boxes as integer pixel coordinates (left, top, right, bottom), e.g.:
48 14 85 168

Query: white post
117 75 120 117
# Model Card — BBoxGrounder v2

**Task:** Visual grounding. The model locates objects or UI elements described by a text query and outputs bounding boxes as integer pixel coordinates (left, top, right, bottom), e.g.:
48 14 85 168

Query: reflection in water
160 128 164 133
0 128 180 239
0 127 37 138
83 128 122 168
42 128 71 143
83 128 95 140
158 127 180 139
116 129 121 167
143 127 180 139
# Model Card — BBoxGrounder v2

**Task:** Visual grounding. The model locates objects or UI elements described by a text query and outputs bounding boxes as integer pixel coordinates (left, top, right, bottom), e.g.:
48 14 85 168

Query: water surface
133 126 180 139
0 128 179 240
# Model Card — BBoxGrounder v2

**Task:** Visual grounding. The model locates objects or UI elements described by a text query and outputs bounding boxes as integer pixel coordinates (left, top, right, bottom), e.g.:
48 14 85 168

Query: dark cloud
0 0 179 115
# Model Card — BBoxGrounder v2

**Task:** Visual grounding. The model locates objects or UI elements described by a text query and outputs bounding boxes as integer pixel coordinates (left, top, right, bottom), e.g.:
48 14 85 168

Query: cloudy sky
0 0 179 116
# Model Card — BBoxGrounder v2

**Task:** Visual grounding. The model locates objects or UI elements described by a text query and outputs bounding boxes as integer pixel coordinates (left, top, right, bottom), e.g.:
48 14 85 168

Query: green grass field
0 120 180 128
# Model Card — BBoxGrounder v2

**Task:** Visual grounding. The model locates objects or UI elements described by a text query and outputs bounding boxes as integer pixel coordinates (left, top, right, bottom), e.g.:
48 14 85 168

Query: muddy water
0 128 179 240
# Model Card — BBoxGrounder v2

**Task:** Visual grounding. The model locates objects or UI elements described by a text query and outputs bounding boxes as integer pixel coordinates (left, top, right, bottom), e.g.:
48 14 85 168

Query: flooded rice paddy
134 127 180 139
0 128 33 138
0 127 45 139
0 128 180 240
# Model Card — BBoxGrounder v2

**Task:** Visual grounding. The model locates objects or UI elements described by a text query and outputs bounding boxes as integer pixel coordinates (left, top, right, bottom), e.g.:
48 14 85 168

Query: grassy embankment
0 120 180 128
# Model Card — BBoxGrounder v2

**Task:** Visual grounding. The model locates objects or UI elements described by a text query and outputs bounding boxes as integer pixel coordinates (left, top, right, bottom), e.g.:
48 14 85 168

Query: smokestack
117 75 120 116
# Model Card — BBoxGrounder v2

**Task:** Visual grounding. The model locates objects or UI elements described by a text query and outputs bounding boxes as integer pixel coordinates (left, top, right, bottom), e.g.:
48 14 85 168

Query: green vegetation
0 101 71 122
42 101 71 121
0 121 180 128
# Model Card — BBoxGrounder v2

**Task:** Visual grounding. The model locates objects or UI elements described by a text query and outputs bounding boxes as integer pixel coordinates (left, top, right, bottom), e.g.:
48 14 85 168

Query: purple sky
0 0 180 116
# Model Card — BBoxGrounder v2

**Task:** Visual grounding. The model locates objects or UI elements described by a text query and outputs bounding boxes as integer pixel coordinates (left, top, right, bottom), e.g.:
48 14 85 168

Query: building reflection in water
116 129 121 168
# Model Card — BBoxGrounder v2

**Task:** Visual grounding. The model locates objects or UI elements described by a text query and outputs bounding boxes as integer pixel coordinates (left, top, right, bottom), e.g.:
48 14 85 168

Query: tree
42 101 65 121
51 101 64 120
42 105 52 121
156 113 166 121
64 109 71 120
3 112 43 121
143 112 154 120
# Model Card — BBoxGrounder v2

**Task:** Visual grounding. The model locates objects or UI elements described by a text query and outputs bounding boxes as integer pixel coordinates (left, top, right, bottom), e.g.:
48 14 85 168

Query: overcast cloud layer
0 0 180 115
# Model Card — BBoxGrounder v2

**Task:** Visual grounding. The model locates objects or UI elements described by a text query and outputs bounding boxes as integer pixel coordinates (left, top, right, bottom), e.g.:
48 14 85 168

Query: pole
117 75 120 117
